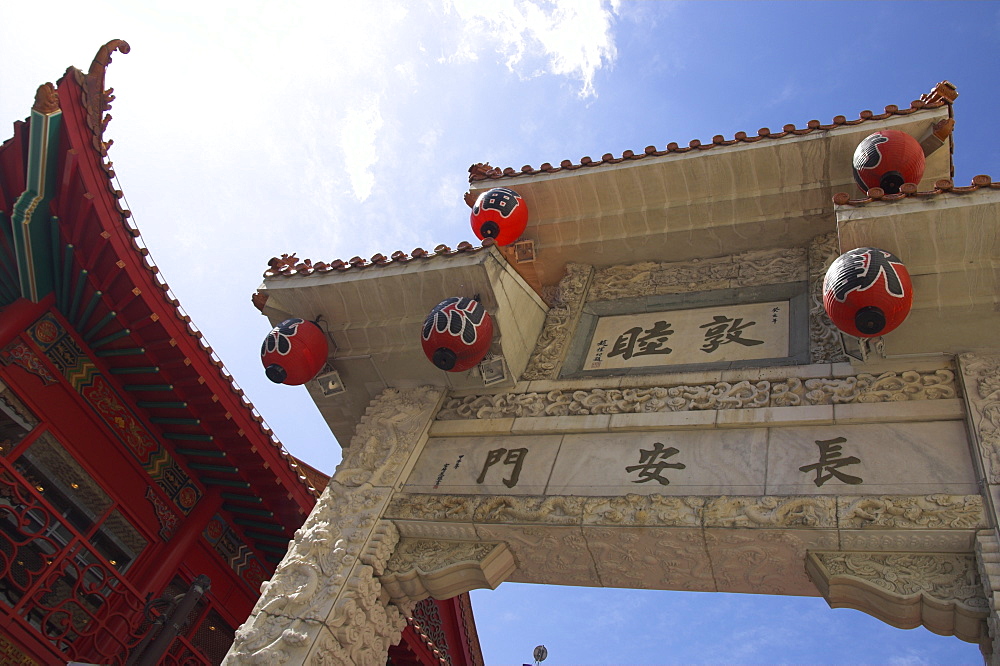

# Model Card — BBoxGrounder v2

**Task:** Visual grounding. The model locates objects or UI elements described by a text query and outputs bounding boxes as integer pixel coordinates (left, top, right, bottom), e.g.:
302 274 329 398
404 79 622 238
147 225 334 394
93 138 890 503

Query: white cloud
338 97 385 202
888 651 933 666
447 0 619 98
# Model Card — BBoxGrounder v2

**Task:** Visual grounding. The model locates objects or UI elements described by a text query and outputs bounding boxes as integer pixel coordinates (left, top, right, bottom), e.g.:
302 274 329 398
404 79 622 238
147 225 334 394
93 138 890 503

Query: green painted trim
221 503 273 517
220 492 261 503
188 463 238 474
244 530 290 544
200 478 251 489
76 290 103 329
151 416 201 426
233 518 284 531
162 432 212 441
91 328 131 349
12 109 62 301
84 310 118 341
96 347 146 357
123 384 174 391
175 447 224 456
254 543 289 554
135 400 186 408
109 366 160 375
68 269 89 321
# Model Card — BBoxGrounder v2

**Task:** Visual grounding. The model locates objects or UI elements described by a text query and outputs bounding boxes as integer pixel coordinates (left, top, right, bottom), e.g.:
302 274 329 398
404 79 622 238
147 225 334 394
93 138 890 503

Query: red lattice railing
0 458 183 664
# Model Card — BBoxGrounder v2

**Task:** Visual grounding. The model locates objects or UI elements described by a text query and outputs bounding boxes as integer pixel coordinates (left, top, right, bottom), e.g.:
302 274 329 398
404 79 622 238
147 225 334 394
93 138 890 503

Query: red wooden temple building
0 41 481 665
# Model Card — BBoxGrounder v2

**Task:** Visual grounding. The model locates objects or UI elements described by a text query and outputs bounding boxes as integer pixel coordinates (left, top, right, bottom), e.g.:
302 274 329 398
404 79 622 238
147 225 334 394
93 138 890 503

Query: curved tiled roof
469 81 958 183
834 175 997 206
67 41 318 497
264 239 493 278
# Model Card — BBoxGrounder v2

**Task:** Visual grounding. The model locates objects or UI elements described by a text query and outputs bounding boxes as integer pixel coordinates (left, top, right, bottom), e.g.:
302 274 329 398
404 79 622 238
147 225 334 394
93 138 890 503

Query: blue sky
2 1 997 664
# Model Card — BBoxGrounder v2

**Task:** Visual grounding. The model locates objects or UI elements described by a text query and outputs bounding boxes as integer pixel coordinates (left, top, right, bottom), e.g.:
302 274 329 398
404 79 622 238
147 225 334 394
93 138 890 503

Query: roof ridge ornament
78 39 130 155
32 82 60 115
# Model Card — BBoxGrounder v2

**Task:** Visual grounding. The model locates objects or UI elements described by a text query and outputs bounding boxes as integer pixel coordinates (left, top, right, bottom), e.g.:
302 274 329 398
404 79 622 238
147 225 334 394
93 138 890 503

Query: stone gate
225 81 1000 664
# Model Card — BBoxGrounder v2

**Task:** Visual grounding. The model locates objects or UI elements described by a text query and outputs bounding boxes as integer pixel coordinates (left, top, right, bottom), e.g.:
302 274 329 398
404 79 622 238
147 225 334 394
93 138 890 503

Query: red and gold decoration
823 247 913 337
260 318 328 385
470 187 528 246
852 130 925 194
421 297 494 372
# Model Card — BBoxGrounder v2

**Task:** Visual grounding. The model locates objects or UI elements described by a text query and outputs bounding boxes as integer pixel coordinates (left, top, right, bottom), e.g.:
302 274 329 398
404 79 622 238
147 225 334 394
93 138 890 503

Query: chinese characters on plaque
470 438 863 489
586 301 789 370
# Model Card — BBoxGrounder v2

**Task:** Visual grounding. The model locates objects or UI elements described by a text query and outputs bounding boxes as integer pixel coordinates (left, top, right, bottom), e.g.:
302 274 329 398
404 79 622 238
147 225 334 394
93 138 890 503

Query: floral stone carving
807 552 989 645
380 539 515 604
587 247 806 302
438 368 956 420
808 232 848 363
959 353 1000 484
976 531 1000 663
224 387 443 665
521 263 593 381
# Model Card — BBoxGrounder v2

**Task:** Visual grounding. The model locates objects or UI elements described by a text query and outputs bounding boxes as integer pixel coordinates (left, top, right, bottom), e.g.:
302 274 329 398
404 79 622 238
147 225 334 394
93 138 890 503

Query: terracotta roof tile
469 81 957 183
833 175 997 206
264 238 495 278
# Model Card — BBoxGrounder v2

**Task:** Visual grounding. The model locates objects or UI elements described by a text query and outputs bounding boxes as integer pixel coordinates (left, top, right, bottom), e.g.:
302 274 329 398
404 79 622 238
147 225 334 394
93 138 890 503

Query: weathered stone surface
522 263 593 380
224 387 444 665
808 551 989 645
438 368 957 420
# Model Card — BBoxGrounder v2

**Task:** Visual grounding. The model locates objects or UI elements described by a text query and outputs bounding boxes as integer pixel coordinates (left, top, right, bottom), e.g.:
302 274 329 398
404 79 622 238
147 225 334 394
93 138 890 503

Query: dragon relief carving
839 495 985 530
707 530 820 596
959 353 1000 483
334 386 443 488
521 263 593 380
705 496 836 528
438 368 956 420
387 493 982 531
808 232 849 363
225 388 441 665
814 552 987 609
582 494 702 527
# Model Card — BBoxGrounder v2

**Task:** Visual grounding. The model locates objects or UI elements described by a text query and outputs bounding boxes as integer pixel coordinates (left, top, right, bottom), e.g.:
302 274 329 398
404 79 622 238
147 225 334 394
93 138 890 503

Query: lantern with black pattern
822 247 913 338
470 187 528 246
260 318 329 385
852 130 925 195
421 297 494 372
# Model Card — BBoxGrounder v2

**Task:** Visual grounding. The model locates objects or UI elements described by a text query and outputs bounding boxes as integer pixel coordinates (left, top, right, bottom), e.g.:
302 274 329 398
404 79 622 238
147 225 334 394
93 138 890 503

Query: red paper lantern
260 318 329 385
823 248 913 337
421 297 494 372
852 130 925 194
470 187 528 246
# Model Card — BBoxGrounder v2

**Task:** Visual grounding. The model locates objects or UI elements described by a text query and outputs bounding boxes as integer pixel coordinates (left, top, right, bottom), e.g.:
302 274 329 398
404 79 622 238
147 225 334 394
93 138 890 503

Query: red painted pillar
0 297 51 348
131 486 225 596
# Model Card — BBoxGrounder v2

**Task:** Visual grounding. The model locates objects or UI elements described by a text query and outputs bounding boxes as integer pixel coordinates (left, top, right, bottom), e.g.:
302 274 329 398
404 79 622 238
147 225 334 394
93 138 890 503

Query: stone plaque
407 422 974 498
585 301 789 370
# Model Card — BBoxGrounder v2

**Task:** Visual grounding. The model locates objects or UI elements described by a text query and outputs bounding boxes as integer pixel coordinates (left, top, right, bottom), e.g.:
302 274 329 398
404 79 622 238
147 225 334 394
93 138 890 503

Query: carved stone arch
806 551 990 650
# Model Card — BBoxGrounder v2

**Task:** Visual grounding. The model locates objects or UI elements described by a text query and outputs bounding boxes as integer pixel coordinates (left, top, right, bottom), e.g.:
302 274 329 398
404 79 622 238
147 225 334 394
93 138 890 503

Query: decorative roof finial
32 82 59 115
79 40 131 154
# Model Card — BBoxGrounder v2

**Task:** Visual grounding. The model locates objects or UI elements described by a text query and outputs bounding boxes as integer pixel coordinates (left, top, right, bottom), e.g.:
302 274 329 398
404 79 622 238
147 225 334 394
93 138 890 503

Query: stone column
959 353 1000 663
224 386 444 665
